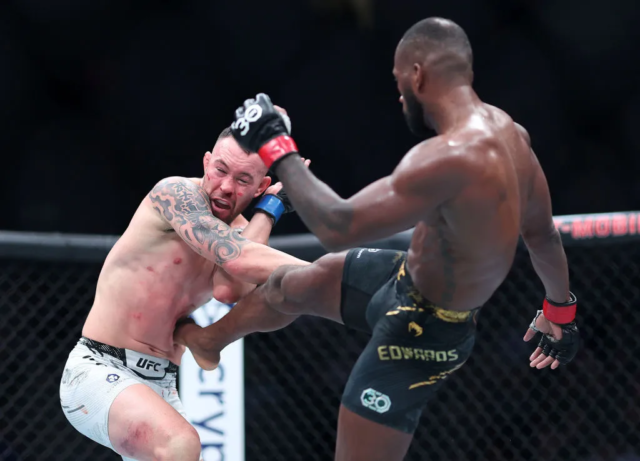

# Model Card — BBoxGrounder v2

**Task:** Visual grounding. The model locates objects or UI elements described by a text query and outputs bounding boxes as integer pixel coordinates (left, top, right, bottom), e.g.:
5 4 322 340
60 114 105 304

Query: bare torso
406 104 534 310
83 178 221 364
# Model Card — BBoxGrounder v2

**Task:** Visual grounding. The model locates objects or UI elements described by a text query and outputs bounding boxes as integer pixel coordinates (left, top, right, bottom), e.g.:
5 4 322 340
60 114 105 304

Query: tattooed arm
272 139 471 251
211 212 275 303
149 177 307 284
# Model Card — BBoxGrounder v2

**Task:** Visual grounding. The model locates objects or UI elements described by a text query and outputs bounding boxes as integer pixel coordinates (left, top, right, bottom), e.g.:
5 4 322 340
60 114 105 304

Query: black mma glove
230 93 298 169
530 312 580 365
528 292 580 366
273 188 295 214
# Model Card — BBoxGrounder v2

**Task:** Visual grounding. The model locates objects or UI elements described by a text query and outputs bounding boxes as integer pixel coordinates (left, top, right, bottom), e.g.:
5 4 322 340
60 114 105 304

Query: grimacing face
201 137 271 222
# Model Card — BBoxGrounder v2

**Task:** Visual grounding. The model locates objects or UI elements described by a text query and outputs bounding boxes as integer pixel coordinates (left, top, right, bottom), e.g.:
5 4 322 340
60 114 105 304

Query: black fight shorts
340 248 479 434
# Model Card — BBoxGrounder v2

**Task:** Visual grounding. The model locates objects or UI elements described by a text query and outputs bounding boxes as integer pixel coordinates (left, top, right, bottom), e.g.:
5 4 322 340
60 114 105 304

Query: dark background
2 0 639 236
2 2 640 461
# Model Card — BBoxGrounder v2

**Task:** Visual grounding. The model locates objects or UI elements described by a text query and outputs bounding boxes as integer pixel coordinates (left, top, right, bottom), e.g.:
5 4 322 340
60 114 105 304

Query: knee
261 264 316 316
154 425 201 461
266 264 290 291
262 265 293 307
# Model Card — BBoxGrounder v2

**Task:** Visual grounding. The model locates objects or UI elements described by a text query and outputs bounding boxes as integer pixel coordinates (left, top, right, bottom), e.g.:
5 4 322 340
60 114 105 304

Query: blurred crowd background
2 0 639 236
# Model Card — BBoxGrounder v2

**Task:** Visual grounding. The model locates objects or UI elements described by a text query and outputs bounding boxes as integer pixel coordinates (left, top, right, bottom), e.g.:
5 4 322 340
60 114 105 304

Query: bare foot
188 334 221 371
174 322 221 371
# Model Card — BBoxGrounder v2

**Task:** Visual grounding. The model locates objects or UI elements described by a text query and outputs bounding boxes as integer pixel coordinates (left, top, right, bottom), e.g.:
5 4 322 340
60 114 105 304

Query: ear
203 151 212 171
255 175 272 197
412 63 425 94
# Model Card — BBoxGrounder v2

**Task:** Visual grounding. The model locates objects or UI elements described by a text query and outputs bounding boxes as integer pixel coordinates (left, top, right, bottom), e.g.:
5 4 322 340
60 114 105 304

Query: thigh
60 348 143 450
275 251 348 323
340 248 406 333
163 385 190 422
336 331 418 461
108 383 199 461
339 313 475 449
277 248 405 330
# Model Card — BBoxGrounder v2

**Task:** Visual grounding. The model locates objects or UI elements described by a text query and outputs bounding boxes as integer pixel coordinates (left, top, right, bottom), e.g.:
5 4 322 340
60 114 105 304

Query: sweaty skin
180 36 570 370
178 110 566 371
274 106 566 310
178 18 572 461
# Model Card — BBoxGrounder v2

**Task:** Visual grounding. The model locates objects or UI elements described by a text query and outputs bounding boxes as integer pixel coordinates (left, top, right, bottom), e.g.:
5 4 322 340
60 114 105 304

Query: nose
219 176 234 195
399 95 404 104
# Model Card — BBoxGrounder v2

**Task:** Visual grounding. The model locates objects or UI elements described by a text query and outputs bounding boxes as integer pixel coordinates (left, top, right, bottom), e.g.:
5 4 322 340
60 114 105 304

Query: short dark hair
401 17 473 74
215 126 251 153
217 126 233 140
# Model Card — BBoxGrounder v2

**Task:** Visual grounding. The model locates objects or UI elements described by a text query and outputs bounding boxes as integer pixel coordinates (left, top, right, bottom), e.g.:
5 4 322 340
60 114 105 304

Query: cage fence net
1 213 639 461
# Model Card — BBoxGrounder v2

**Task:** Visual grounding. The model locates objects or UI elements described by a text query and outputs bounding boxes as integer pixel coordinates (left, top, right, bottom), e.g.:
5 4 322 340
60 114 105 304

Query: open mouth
212 199 231 210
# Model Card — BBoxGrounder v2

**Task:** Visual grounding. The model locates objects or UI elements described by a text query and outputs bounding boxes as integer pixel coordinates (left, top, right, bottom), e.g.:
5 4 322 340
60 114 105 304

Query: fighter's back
406 104 537 310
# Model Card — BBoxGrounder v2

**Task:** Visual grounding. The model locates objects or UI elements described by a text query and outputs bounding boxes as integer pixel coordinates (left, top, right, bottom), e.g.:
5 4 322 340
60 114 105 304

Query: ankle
175 323 202 346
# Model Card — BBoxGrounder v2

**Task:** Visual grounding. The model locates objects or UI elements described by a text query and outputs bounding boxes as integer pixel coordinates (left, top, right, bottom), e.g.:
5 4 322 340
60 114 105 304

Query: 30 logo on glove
233 104 263 136
230 93 298 169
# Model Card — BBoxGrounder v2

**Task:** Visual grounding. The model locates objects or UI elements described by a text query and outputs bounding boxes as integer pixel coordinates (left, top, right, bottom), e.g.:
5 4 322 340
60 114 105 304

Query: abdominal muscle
407 220 518 311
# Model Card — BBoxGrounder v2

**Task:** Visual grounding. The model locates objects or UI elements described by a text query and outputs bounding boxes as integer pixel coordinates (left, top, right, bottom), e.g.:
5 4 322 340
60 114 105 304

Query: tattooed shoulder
149 177 210 223
148 177 247 264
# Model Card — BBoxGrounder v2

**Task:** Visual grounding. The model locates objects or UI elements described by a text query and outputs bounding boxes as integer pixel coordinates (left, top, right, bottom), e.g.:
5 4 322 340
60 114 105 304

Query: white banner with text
179 300 244 461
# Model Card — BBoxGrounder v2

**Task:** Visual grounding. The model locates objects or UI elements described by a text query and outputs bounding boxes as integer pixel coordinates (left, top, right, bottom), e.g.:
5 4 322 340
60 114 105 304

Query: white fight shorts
60 337 201 461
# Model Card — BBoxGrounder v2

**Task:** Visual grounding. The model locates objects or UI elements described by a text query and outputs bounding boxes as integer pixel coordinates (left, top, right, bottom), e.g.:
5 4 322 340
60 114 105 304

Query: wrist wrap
258 135 298 168
543 291 577 324
255 195 286 224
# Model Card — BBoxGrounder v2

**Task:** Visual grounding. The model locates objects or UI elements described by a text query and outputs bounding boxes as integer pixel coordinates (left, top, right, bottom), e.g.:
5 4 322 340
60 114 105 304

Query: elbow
522 226 562 251
316 203 354 252
212 284 242 305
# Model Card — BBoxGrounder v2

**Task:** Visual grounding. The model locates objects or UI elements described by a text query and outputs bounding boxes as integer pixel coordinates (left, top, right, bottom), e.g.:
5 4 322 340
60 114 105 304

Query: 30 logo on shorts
106 374 120 383
360 388 391 414
356 248 381 259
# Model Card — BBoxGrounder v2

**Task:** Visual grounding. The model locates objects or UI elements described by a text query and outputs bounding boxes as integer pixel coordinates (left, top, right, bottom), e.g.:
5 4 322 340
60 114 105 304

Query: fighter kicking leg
182 16 582 461
175 251 347 370
178 248 466 461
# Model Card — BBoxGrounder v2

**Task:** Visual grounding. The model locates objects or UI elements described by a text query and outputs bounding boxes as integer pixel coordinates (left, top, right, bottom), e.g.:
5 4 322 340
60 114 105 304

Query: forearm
524 229 571 303
222 242 308 285
219 213 275 299
241 212 274 245
274 154 353 249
